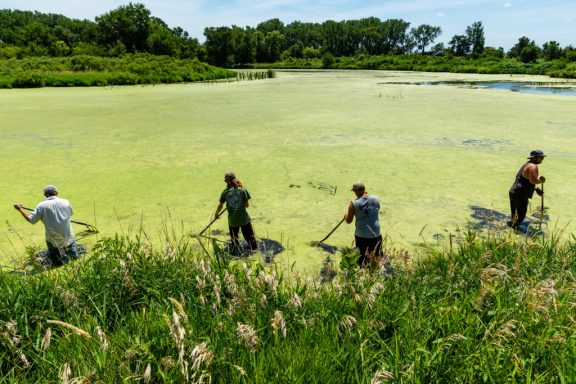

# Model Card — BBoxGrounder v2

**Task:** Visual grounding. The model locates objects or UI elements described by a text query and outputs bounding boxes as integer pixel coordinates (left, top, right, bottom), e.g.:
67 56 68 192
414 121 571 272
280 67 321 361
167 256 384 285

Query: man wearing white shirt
14 185 78 266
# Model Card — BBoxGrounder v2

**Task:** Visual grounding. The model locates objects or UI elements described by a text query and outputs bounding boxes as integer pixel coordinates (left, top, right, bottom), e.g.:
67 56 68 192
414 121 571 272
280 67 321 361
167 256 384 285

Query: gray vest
353 195 381 238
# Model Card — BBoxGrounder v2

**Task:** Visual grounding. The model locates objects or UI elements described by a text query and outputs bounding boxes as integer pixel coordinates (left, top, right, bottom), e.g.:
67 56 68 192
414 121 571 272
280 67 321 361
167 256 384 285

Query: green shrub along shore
1 230 575 383
0 54 275 88
254 54 576 78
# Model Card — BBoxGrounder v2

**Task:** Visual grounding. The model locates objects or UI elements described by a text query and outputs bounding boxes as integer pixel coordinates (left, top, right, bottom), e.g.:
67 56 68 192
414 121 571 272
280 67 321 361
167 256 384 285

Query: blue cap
43 185 58 196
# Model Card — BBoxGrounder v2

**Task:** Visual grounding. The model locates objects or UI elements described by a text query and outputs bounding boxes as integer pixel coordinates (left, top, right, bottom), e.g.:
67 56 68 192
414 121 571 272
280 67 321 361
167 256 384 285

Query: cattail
40 327 52 352
169 297 188 322
143 363 152 384
272 310 286 338
371 369 395 383
236 323 259 352
96 326 109 350
47 320 91 339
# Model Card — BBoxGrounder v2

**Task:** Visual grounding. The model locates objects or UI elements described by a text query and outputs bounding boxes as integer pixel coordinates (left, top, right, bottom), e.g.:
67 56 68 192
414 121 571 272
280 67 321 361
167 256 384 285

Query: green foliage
1 231 576 382
0 54 240 88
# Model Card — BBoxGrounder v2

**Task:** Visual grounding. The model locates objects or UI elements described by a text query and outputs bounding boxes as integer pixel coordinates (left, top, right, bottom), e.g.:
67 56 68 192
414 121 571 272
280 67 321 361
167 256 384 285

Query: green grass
1 228 575 382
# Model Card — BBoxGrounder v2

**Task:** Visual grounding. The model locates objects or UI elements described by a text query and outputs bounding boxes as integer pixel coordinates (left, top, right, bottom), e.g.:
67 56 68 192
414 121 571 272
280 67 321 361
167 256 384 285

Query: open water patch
381 81 576 96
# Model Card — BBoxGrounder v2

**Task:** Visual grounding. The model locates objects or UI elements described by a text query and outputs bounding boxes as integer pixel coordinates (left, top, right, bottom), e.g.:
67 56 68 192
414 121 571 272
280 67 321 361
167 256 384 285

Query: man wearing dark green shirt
214 172 258 255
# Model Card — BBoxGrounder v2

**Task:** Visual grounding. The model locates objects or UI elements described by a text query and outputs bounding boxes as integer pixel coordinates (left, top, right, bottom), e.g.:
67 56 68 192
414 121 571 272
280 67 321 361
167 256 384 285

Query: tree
465 21 485 56
96 2 151 54
542 41 562 60
382 19 412 54
508 36 540 63
256 18 284 34
410 24 442 54
203 26 232 66
449 35 470 56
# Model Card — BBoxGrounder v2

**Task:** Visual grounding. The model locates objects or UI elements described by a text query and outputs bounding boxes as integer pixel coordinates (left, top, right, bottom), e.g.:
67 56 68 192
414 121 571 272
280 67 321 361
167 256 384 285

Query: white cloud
504 2 512 8
436 12 445 17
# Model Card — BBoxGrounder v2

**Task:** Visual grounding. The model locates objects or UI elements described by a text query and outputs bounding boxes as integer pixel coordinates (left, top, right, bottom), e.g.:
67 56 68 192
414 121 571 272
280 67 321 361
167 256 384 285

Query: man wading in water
13 185 78 266
508 150 546 232
214 172 258 255
344 182 383 267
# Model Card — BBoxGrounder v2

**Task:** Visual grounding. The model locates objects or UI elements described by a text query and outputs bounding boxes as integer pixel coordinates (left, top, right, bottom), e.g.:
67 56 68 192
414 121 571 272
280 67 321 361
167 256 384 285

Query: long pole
539 183 545 231
22 206 98 232
197 208 227 236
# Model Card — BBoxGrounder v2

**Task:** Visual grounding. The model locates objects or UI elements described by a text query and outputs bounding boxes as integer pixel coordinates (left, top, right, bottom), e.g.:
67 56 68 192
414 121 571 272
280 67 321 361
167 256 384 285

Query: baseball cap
351 182 365 192
43 185 58 196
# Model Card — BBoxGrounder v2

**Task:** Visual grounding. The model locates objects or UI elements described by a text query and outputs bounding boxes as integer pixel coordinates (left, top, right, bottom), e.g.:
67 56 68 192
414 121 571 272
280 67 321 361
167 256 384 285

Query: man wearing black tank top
508 150 546 231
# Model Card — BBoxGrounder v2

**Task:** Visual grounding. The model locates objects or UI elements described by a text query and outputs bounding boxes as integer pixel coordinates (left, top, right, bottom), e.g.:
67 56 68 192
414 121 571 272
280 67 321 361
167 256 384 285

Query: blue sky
2 0 575 50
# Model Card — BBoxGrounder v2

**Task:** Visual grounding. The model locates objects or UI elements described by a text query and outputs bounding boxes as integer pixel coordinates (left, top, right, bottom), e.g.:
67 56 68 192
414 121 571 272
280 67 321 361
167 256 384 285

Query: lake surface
384 80 576 96
1 70 575 275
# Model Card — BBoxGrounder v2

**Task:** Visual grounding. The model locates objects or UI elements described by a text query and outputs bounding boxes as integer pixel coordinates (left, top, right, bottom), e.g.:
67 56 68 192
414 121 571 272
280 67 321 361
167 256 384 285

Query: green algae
1 70 574 274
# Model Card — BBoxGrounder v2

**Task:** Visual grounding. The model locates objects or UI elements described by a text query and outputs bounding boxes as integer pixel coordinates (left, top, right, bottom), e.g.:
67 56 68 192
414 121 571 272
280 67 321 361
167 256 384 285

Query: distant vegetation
1 230 575 382
1 3 576 85
0 54 276 88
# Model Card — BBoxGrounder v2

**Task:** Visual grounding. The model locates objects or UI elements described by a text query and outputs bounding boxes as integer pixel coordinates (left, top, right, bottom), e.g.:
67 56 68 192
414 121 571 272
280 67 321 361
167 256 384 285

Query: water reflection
384 81 576 96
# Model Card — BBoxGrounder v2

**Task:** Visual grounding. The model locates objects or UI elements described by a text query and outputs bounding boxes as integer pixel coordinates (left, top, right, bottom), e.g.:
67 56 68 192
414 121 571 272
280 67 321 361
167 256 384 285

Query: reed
1 230 576 382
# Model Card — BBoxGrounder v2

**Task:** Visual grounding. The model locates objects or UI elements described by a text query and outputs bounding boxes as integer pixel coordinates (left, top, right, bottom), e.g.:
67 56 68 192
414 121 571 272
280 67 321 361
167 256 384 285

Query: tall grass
1 229 575 382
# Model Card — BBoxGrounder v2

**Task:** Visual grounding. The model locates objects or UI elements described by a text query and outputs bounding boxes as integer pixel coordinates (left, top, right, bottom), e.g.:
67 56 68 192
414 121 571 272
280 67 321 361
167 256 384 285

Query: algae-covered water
1 70 575 274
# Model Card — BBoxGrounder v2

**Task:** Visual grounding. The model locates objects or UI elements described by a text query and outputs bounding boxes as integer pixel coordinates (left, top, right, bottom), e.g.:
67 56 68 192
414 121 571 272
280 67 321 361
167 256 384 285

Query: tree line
1 2 575 68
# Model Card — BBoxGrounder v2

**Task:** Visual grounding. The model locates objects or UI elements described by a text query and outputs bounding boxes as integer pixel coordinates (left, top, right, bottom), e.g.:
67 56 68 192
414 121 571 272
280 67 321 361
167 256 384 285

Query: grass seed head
40 327 52 352
272 310 287 338
47 320 92 339
236 322 259 352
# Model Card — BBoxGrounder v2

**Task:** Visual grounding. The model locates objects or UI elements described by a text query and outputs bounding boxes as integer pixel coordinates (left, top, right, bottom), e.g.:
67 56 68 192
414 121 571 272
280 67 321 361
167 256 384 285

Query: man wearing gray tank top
344 182 382 267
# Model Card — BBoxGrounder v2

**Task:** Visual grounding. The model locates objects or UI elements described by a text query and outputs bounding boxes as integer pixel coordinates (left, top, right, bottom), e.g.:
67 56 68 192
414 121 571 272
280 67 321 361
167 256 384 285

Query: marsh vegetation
1 229 575 382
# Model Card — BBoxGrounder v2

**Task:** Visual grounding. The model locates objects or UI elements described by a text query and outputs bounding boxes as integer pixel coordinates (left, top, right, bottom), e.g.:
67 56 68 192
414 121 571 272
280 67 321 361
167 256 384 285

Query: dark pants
47 241 78 266
509 192 529 230
229 223 258 254
355 235 383 267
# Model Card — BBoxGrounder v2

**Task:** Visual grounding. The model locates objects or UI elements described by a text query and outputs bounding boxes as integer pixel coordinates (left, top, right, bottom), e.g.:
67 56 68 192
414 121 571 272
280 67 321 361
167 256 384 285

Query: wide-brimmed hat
528 150 546 159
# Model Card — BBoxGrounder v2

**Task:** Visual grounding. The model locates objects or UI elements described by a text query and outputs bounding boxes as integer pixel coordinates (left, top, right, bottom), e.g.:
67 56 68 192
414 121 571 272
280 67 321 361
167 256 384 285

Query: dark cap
351 182 365 192
43 185 58 196
528 150 546 159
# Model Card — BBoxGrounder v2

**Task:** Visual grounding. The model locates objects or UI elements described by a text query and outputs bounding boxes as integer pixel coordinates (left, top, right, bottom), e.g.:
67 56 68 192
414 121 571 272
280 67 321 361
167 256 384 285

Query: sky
2 0 575 50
